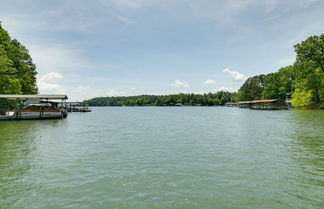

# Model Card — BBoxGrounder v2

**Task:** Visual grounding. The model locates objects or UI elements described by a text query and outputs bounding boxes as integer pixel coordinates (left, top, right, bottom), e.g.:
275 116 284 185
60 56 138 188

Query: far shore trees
84 92 237 106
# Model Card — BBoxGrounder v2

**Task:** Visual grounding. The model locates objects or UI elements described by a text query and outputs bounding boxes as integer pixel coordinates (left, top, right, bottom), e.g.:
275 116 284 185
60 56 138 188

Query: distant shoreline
87 105 324 109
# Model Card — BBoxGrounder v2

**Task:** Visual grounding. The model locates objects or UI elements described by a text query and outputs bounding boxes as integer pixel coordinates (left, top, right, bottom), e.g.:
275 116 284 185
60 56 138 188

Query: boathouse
67 102 91 112
250 99 287 110
0 94 68 120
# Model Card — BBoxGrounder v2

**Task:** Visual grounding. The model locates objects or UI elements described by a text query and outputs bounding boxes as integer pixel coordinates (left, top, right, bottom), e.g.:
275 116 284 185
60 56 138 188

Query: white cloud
277 57 295 66
214 86 237 92
0 2 101 33
223 68 247 81
192 90 206 95
116 15 135 25
69 86 126 100
29 44 90 74
107 89 125 96
204 79 217 85
38 77 130 100
70 86 106 101
75 85 91 92
40 72 62 80
106 0 144 10
297 0 320 8
187 0 258 25
187 0 320 25
170 80 190 88
37 72 66 94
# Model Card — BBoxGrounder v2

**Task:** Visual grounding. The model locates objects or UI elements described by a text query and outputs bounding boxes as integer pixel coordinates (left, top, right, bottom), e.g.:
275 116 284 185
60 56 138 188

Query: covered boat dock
250 99 288 110
66 102 91 112
235 99 290 110
0 94 68 120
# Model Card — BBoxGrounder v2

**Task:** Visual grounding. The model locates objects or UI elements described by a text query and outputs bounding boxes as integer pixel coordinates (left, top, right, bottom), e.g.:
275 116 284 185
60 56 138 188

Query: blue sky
1 0 323 101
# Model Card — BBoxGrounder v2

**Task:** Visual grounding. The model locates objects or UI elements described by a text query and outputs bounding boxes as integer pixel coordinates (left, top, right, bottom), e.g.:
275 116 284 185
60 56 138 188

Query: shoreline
86 105 324 110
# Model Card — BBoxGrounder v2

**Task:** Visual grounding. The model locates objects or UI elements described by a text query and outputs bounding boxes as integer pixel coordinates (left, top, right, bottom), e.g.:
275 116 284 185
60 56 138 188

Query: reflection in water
0 120 61 208
0 122 35 208
287 110 324 208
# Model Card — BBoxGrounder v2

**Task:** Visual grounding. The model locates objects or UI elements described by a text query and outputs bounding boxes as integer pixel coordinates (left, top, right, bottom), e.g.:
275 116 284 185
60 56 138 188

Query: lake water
0 107 323 209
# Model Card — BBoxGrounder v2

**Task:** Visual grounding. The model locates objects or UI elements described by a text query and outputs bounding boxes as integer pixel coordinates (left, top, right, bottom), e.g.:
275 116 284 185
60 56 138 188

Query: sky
0 0 323 101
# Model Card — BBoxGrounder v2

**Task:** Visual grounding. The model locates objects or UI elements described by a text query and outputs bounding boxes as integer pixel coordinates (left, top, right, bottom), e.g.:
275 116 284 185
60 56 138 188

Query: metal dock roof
0 94 68 100
250 99 279 103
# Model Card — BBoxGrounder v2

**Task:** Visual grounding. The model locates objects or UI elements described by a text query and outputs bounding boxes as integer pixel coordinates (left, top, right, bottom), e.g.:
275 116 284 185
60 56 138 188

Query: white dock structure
0 94 68 120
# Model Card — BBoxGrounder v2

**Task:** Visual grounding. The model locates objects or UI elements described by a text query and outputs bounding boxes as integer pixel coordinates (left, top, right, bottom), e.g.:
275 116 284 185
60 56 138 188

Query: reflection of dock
246 99 289 110
67 102 91 112
224 102 238 107
226 99 291 110
249 99 288 110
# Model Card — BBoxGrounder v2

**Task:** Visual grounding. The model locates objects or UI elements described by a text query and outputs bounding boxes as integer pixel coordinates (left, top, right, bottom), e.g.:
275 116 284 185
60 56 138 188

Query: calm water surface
0 107 323 209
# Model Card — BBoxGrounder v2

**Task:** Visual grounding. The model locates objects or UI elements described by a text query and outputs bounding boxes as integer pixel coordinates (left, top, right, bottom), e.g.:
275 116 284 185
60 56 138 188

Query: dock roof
250 99 279 103
0 94 68 100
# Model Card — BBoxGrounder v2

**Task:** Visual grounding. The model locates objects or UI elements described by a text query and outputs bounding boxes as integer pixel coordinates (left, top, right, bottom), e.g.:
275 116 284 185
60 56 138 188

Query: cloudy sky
1 0 323 101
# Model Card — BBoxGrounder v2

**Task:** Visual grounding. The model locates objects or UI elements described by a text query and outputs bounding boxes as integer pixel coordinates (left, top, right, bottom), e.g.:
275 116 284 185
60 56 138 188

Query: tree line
237 34 323 108
0 22 38 110
84 92 236 106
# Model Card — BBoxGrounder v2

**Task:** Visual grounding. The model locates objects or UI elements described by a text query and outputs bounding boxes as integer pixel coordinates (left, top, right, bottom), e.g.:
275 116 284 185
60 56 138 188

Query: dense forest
84 92 236 106
237 34 323 108
0 22 38 109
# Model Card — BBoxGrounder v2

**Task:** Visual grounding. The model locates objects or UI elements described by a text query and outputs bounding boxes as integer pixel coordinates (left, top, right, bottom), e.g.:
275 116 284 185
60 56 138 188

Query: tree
292 88 315 107
8 39 38 94
278 65 296 98
262 73 281 99
0 46 22 111
0 23 38 95
84 92 237 106
294 34 324 70
236 34 323 108
0 47 21 94
292 34 324 106
237 75 265 101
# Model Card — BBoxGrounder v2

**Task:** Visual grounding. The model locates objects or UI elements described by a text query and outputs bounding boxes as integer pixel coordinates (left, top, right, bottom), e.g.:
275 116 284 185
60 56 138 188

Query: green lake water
0 107 323 209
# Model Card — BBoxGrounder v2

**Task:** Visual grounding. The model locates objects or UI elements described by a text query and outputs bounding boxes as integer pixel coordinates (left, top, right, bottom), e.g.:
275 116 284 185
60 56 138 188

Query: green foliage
237 34 323 108
261 66 296 100
292 88 315 107
237 75 265 101
277 65 296 96
292 34 324 106
262 73 280 99
0 22 38 96
0 23 38 110
0 47 21 94
294 34 324 70
84 92 236 106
